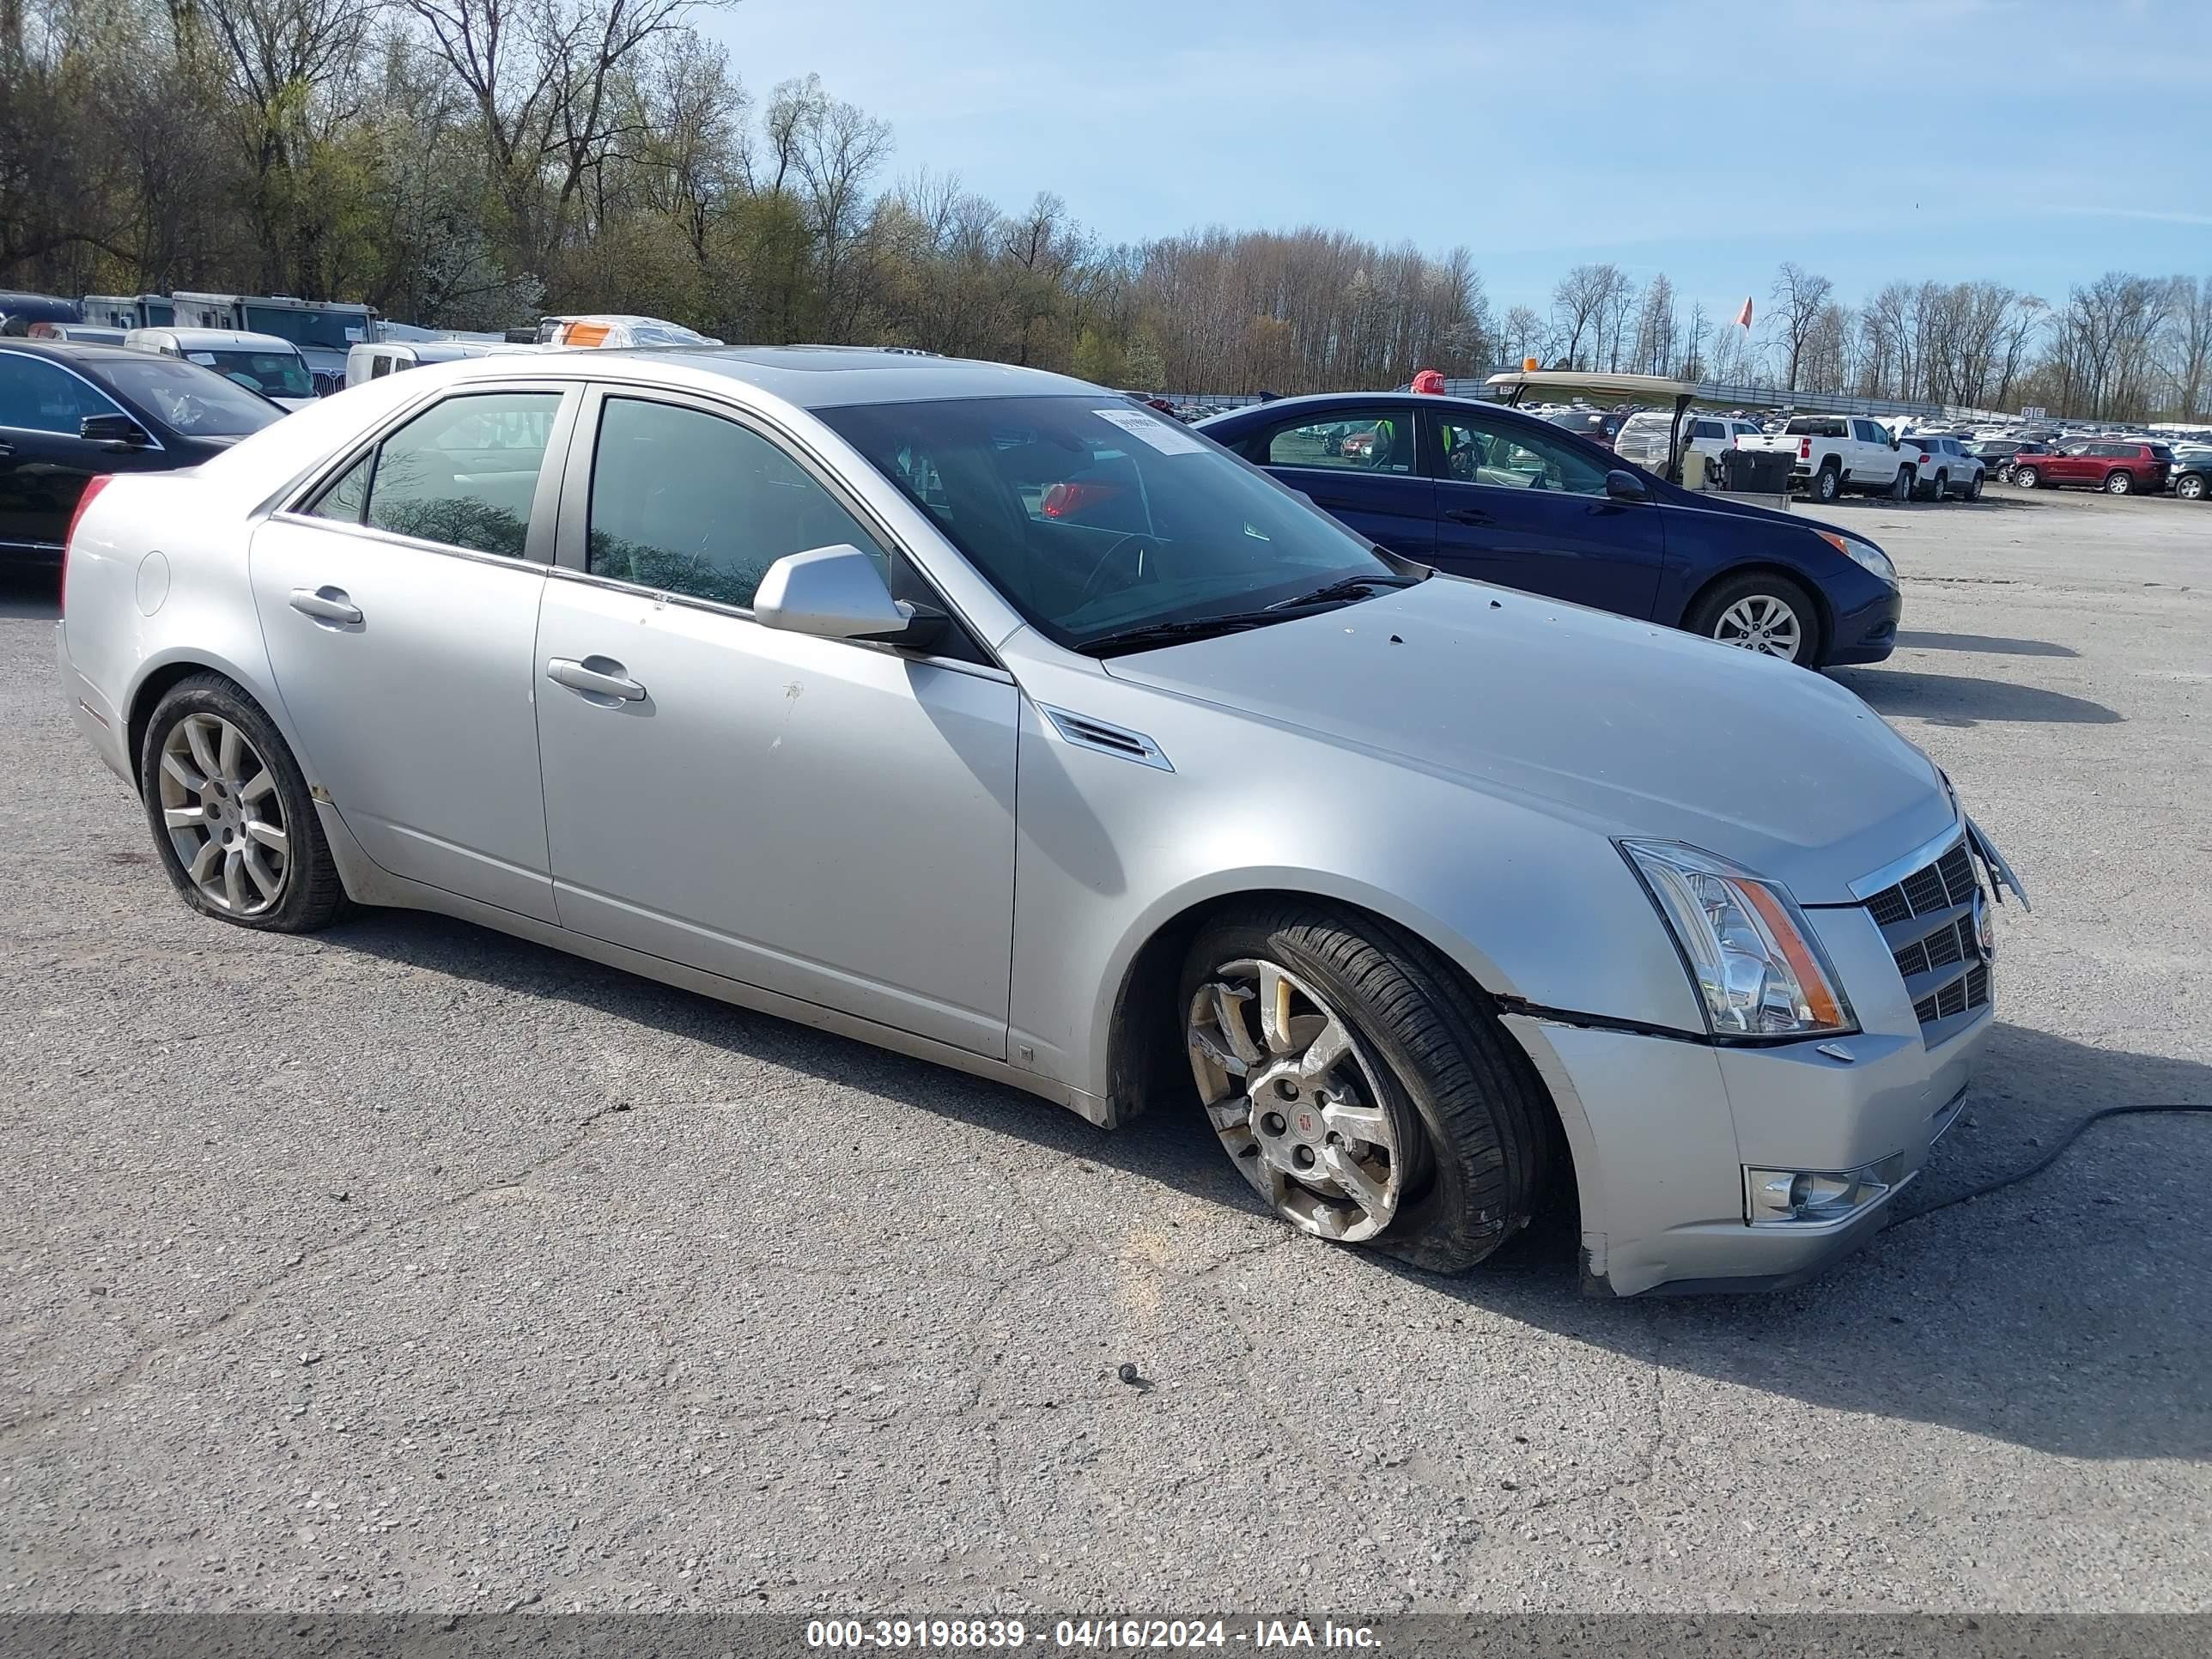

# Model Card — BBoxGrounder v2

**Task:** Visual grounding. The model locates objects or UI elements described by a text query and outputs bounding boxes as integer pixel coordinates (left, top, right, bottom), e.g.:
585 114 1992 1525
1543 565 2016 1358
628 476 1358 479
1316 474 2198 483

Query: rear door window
1257 410 1417 475
311 391 562 557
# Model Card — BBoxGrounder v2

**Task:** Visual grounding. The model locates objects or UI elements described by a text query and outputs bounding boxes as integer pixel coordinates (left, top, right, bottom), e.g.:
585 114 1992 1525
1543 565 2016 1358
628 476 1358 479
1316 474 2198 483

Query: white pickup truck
1737 415 1912 504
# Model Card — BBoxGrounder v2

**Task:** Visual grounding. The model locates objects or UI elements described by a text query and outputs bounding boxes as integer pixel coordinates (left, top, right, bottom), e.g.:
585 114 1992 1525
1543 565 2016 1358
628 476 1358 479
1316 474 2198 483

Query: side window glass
307 453 374 524
1261 411 1416 474
586 397 889 610
1437 416 1610 495
0 354 120 434
362 391 560 557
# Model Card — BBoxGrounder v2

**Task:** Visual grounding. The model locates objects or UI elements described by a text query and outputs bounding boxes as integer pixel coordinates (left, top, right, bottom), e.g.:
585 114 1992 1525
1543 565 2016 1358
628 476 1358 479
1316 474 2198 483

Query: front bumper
1503 896 1994 1296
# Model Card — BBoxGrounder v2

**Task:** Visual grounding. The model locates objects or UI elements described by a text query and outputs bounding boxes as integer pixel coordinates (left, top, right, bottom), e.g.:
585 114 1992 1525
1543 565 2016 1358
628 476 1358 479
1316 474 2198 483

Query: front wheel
1965 470 1984 501
1686 570 1821 665
1888 466 1912 501
140 673 347 933
2014 465 2040 489
1181 906 1549 1271
2105 470 2133 495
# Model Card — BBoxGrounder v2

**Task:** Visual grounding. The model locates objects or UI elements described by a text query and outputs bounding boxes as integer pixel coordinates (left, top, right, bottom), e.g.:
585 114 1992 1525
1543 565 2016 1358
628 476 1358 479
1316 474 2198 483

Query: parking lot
2 483 2207 1615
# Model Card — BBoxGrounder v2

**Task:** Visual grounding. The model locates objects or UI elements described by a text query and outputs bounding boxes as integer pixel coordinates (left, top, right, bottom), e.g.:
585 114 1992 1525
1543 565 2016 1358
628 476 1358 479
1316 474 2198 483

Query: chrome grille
1863 836 1991 1035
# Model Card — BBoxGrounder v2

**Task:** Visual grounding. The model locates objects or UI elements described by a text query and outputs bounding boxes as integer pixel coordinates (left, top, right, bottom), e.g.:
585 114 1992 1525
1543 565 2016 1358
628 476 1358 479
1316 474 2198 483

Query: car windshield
819 395 1401 652
243 307 365 352
181 349 311 399
102 358 284 437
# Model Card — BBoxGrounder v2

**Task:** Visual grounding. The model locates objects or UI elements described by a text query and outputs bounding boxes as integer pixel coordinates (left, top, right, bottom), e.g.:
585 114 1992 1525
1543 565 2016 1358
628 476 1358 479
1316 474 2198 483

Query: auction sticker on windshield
1092 407 1207 454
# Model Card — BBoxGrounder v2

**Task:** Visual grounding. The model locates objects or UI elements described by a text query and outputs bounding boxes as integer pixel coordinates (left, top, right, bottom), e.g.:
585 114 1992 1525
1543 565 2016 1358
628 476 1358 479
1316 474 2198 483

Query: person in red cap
1411 368 1446 394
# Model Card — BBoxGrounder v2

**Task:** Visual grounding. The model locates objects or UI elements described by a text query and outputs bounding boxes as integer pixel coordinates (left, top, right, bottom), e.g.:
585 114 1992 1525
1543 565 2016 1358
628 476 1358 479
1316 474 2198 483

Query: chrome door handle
547 657 647 702
1443 507 1492 526
289 586 362 625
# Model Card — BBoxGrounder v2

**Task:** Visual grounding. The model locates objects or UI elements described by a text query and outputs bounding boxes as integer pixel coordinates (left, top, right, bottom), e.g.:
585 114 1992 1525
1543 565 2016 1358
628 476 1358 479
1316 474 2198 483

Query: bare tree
1769 261 1835 391
1550 263 1626 369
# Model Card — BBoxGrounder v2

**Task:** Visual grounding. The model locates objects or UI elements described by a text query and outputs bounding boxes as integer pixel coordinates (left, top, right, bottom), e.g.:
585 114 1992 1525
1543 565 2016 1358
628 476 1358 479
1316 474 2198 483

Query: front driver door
1247 406 1436 560
1425 409 1665 618
533 387 1018 1058
249 383 580 921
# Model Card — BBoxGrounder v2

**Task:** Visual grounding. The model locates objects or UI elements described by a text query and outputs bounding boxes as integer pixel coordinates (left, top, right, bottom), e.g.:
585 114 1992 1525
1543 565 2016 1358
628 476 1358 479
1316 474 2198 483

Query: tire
2179 472 2207 501
139 672 347 933
1179 903 1550 1273
1684 568 1823 665
1811 460 1841 503
1966 470 1984 501
1888 466 1911 501
1932 470 1949 501
2105 470 2133 495
2014 465 2040 489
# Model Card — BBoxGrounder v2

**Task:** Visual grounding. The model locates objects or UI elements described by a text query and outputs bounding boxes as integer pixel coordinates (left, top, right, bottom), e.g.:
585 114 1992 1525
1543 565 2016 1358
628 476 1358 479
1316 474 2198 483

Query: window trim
550 380 1003 672
275 380 582 566
0 348 154 447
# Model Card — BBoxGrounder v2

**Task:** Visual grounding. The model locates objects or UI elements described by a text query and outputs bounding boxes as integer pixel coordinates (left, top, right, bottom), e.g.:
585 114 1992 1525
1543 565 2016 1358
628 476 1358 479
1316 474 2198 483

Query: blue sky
710 1 2208 323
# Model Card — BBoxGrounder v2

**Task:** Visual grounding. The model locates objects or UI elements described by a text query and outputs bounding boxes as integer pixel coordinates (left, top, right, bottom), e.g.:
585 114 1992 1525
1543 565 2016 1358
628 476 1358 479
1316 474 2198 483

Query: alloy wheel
1713 594 1804 660
2180 475 2205 501
2106 471 2132 495
1187 958 1406 1241
157 714 290 916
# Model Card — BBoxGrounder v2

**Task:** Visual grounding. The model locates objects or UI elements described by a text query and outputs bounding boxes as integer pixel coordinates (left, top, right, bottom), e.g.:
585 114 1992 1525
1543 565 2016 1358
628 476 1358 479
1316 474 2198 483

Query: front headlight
1619 841 1857 1040
1815 529 1895 585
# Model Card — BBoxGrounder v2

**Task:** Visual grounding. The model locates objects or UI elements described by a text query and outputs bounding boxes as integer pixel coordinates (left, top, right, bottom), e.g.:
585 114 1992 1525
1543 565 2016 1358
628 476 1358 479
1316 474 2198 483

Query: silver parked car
55 349 2024 1295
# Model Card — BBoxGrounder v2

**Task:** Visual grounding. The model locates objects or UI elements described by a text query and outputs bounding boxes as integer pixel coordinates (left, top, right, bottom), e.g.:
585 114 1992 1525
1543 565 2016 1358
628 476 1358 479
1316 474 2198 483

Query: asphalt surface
3 483 2208 1614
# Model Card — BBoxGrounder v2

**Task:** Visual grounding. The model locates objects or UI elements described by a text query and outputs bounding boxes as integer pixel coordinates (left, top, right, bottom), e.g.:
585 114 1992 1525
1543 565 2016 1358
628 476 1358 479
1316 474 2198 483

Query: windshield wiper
1076 612 1286 656
1265 571 1425 611
1079 573 1425 657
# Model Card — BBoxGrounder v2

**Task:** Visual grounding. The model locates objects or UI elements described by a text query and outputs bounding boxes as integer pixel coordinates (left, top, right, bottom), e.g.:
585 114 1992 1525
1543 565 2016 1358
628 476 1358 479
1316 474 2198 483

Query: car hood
1100 577 1954 903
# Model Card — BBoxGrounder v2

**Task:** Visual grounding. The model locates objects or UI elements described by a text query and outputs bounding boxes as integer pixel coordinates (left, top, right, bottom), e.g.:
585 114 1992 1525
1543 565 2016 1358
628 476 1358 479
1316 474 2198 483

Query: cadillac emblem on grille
1972 890 1995 964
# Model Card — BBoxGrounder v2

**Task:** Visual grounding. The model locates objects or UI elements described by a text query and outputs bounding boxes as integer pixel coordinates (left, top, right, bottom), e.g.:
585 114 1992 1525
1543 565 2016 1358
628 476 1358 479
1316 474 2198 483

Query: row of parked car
1539 399 2209 506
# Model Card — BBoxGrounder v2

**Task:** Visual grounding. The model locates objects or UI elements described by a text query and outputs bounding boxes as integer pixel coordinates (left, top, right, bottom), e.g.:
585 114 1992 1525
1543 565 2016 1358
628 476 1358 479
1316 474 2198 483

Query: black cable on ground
1890 1103 2212 1226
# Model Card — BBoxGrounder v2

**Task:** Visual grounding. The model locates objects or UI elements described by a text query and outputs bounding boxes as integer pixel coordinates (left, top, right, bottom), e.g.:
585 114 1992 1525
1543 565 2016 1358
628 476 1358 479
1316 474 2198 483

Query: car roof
0 338 146 365
434 343 1099 409
130 327 300 350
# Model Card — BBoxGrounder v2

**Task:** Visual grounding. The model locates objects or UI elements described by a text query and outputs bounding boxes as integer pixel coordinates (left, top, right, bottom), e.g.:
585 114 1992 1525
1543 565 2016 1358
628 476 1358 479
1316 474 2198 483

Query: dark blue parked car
1197 392 1899 668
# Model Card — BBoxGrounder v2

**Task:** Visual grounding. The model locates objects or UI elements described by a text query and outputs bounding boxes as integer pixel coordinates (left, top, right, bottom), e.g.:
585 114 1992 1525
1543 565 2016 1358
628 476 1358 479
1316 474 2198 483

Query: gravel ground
2 483 2207 1615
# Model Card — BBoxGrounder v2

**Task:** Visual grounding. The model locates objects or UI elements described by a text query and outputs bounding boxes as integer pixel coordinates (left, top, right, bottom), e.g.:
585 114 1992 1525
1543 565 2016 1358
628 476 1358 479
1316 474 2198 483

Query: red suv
2012 440 2174 495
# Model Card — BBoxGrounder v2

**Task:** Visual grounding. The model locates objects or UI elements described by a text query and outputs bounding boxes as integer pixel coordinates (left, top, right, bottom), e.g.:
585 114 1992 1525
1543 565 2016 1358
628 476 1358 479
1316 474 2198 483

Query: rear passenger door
1239 406 1435 560
249 381 581 920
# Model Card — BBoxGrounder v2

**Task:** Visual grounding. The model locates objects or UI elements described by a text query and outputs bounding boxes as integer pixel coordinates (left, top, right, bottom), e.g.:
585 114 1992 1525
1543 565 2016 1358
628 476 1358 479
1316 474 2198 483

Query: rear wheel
1965 470 1984 501
1686 569 1821 665
1181 905 1548 1272
1810 460 1841 503
140 674 346 933
2105 470 2133 495
2014 465 2040 489
1932 470 1949 501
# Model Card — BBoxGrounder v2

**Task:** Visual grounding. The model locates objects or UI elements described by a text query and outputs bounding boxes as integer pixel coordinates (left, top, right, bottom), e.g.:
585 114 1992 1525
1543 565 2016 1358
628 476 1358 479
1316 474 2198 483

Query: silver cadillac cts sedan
56 348 2025 1295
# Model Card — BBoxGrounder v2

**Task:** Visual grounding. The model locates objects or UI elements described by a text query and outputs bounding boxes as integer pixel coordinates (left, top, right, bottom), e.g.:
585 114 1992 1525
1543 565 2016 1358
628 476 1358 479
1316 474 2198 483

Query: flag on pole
1735 295 1755 330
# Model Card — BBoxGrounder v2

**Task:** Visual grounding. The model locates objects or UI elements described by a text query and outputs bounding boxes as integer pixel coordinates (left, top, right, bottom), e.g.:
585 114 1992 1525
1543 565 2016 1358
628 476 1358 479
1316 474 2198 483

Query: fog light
1744 1155 1905 1226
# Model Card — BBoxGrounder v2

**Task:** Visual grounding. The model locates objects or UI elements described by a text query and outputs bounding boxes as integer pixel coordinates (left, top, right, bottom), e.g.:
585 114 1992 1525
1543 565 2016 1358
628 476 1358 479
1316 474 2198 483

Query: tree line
3 0 2205 421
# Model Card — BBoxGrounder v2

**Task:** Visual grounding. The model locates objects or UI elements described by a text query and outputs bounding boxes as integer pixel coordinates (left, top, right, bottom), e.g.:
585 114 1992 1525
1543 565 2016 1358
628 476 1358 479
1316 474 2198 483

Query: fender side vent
1040 706 1172 772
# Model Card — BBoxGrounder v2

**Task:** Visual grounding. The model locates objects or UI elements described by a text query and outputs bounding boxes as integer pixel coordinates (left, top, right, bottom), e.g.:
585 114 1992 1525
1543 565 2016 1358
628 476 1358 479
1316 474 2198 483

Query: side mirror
1891 435 1901 449
1604 469 1650 502
82 413 153 448
754 544 914 641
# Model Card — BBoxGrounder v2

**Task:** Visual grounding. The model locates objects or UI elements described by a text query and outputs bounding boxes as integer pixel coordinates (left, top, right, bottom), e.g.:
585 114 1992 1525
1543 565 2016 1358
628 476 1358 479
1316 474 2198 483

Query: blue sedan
1197 392 1900 667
